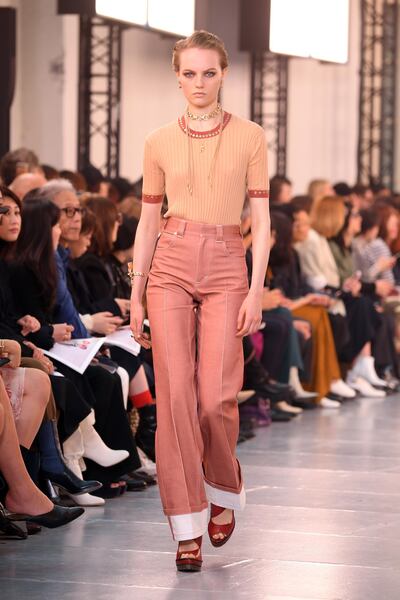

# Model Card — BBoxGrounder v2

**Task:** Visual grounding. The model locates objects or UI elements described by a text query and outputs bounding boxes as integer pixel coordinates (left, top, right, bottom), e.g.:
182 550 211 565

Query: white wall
9 0 397 194
287 0 360 193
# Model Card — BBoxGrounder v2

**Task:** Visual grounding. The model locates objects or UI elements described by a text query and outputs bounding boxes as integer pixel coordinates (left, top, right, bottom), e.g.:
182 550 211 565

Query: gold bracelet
128 263 148 283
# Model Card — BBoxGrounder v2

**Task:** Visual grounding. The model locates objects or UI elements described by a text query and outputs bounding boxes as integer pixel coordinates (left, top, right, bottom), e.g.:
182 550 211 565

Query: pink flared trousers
146 217 249 541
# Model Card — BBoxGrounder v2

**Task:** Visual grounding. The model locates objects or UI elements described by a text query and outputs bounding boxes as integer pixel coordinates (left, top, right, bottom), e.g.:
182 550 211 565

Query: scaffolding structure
357 0 398 188
250 52 289 177
77 16 123 177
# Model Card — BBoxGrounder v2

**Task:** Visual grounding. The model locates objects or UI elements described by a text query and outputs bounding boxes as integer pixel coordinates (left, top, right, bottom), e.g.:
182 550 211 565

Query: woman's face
386 214 399 242
0 198 21 242
292 210 310 243
52 222 62 250
177 48 226 110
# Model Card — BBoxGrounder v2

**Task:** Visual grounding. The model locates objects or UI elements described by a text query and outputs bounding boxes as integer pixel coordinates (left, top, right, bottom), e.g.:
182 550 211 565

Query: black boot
135 405 156 462
37 420 102 496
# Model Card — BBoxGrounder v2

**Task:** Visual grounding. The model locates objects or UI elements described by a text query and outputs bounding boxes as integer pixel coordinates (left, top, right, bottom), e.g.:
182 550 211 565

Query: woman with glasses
67 195 157 463
5 188 141 500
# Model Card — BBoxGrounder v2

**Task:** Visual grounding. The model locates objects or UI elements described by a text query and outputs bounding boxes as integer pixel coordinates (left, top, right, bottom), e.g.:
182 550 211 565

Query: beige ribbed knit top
142 112 269 225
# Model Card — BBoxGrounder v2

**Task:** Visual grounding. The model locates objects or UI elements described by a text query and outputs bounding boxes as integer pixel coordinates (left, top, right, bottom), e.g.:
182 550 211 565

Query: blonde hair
311 196 346 239
172 30 228 72
308 179 331 206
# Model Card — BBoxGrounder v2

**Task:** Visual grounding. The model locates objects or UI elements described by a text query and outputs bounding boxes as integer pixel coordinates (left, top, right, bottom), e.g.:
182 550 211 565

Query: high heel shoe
37 420 102 496
6 504 84 529
208 504 235 547
0 503 27 539
176 536 203 572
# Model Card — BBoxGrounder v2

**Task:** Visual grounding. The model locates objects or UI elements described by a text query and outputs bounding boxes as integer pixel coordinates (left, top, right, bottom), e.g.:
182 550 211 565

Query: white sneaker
319 397 341 408
346 373 386 398
352 356 387 387
330 379 356 399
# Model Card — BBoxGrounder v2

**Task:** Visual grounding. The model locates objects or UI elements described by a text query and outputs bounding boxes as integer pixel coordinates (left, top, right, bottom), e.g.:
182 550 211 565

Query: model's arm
130 203 162 346
236 197 270 337
237 125 270 337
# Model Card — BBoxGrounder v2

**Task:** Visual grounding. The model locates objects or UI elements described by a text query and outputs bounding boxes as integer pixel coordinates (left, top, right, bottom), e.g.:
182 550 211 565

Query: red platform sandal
176 536 203 572
208 504 235 547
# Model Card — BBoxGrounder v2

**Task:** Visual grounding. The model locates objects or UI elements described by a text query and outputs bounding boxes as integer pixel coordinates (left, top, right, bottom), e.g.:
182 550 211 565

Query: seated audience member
107 217 138 299
269 209 356 406
269 175 293 205
41 164 60 181
353 205 399 285
295 196 387 397
9 173 47 200
0 148 40 186
59 170 87 192
329 203 399 385
80 165 108 196
0 370 84 532
39 181 156 468
307 179 334 210
242 206 317 409
108 177 134 205
7 190 142 497
352 183 374 210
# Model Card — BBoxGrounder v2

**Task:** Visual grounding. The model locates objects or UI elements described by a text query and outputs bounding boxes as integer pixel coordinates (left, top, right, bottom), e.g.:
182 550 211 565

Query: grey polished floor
2 394 400 600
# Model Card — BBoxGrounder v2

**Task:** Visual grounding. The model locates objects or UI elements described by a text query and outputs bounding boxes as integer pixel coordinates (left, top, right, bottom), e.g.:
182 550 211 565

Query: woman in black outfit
6 192 141 491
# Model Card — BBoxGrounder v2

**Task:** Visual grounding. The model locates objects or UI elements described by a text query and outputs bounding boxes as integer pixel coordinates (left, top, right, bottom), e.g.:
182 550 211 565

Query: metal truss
250 52 289 177
77 16 122 177
357 0 398 188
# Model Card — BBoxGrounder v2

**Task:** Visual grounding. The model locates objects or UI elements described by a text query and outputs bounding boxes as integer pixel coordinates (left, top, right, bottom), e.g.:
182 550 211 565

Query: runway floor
2 393 400 600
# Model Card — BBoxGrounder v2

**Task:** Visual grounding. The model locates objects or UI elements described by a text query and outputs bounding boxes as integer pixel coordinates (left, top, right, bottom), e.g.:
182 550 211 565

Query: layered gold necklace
186 103 222 121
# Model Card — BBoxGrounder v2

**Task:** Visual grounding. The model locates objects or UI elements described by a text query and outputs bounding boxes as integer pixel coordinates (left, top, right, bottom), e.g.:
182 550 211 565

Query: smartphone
0 357 10 367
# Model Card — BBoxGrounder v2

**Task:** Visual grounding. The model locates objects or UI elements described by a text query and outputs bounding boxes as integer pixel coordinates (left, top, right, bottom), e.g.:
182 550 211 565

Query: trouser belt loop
216 224 224 242
176 220 187 238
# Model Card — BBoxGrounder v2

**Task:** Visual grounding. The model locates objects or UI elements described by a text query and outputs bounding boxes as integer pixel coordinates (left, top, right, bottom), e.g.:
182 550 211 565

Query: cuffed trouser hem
167 508 209 541
204 481 246 511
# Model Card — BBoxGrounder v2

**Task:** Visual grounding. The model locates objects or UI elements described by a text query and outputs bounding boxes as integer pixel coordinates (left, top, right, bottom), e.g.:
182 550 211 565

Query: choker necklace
186 103 221 121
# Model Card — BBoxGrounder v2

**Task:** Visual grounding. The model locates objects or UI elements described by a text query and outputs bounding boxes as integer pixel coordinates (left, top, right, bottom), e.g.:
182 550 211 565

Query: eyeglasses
61 207 86 218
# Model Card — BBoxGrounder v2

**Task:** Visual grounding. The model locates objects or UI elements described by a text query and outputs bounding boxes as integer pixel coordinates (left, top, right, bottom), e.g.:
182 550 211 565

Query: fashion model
130 30 270 572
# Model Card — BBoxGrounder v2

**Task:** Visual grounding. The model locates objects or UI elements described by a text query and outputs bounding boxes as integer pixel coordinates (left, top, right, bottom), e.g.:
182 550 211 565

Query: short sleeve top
141 112 269 225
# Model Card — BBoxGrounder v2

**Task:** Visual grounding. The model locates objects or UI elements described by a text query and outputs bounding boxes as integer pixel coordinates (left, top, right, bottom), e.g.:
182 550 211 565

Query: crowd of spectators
1 147 400 541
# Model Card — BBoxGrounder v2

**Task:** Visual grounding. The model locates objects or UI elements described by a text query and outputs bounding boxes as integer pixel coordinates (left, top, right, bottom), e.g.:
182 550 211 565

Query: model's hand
236 291 262 337
17 314 41 336
130 300 151 349
0 339 21 368
91 312 123 335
